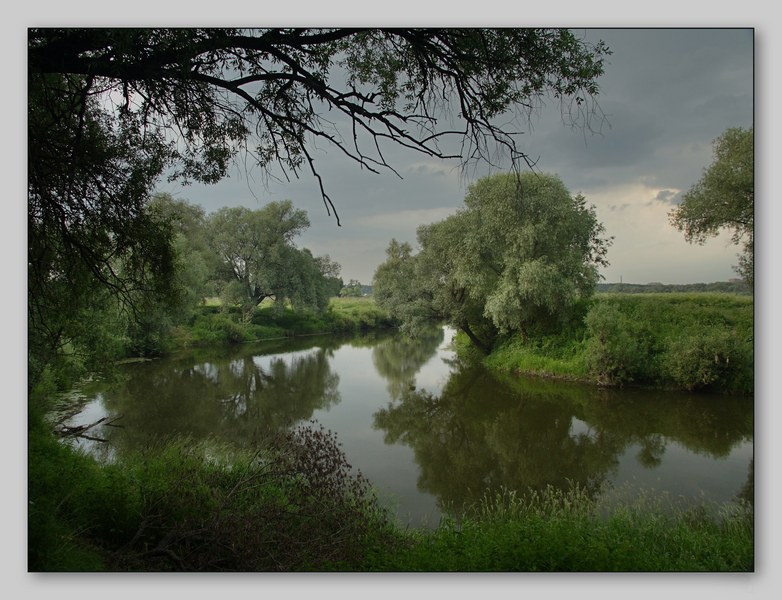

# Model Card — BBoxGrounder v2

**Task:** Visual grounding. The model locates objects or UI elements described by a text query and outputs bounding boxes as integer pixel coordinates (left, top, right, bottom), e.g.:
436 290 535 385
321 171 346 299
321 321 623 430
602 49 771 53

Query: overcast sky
156 27 755 286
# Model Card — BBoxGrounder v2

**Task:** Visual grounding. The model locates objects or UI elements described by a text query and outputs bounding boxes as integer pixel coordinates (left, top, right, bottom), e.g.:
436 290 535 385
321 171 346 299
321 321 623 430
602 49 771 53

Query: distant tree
147 193 222 305
315 255 344 300
340 279 364 297
669 127 754 287
207 201 338 317
374 173 611 351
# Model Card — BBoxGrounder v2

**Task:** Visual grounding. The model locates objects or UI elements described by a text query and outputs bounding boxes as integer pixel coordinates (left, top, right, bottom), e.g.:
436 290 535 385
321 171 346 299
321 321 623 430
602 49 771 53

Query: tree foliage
669 127 754 286
373 173 611 351
207 201 339 317
28 72 178 384
29 28 610 224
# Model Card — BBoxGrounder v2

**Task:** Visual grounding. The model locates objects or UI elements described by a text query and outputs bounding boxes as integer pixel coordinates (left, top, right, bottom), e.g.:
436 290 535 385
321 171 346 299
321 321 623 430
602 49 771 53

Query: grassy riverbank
29 416 753 572
29 293 754 572
168 296 396 350
483 292 753 394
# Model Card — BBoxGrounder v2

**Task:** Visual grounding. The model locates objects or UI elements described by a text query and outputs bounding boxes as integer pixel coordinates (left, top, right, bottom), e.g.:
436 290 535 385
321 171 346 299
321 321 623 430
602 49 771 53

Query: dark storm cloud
161 27 753 284
527 28 753 192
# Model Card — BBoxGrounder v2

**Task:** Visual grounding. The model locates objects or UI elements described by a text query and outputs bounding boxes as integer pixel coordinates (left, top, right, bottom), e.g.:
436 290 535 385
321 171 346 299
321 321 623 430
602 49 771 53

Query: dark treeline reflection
372 358 754 514
94 336 346 453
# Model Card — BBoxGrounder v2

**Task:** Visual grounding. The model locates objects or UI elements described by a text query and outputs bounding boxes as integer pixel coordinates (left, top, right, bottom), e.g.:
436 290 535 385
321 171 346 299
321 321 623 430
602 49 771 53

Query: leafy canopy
29 28 610 224
373 173 611 351
669 127 754 286
207 200 339 317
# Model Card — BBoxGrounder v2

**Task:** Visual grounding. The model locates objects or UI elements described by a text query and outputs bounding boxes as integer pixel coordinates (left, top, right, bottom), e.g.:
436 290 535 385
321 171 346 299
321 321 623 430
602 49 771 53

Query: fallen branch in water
54 415 123 442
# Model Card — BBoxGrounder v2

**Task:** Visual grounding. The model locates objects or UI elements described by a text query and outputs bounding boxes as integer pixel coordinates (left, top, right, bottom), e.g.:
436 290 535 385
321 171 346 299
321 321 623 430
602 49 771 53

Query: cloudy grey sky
156 27 754 286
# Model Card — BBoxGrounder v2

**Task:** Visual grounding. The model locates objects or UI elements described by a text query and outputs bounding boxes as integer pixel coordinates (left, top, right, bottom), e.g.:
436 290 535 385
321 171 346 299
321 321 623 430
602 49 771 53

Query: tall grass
29 415 398 571
368 485 753 572
30 406 753 572
485 293 753 394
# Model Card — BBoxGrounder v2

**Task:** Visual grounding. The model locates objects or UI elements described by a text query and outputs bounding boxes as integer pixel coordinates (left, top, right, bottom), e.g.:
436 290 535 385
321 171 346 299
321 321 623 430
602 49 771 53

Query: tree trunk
459 322 490 354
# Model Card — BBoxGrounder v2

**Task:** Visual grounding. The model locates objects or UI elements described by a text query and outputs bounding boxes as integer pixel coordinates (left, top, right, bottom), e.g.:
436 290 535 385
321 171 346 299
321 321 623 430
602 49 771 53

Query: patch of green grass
367 486 753 572
483 293 753 394
173 297 396 350
485 332 590 381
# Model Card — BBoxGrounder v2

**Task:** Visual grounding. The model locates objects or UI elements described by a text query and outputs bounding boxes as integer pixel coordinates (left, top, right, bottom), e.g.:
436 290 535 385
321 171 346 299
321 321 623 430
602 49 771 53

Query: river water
60 326 754 528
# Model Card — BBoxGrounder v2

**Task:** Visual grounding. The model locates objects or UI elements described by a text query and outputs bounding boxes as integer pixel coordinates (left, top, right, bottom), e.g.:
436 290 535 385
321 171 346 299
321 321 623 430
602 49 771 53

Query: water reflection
371 327 444 400
93 337 342 452
64 327 753 526
372 357 753 514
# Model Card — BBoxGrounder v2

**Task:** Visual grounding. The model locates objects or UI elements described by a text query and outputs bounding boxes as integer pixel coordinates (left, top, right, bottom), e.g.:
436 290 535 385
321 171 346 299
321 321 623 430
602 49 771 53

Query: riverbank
29 300 754 572
481 292 753 395
30 414 753 572
166 296 397 350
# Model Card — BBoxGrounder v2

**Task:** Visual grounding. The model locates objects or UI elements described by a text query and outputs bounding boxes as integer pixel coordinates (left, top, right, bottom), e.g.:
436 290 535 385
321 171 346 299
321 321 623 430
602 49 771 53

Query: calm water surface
63 327 754 528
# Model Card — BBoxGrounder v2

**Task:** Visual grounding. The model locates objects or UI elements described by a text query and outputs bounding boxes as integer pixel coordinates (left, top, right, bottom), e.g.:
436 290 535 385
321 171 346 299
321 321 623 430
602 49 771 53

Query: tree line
30 192 343 386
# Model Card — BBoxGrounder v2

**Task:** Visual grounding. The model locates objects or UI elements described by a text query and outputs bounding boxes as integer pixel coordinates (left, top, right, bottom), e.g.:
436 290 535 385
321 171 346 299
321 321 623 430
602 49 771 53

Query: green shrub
665 329 752 392
190 314 247 345
29 418 397 572
583 302 654 385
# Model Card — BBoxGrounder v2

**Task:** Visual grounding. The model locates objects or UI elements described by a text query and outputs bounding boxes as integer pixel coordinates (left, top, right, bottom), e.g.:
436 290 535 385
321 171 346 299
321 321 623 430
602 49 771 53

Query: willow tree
374 173 611 351
207 201 338 317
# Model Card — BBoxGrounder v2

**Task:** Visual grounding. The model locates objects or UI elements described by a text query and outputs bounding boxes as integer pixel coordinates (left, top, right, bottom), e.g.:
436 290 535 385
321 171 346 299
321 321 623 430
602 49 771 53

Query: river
59 326 754 528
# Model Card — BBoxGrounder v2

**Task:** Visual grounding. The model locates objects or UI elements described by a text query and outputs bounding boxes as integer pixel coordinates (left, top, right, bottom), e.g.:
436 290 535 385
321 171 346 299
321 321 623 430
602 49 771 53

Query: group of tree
139 194 344 345
372 124 754 354
373 172 612 353
339 280 366 298
28 27 613 391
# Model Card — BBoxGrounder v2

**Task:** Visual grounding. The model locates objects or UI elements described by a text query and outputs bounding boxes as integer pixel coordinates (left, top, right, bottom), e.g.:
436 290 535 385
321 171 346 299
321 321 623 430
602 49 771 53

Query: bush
665 329 752 392
29 418 397 572
583 302 654 385
190 314 248 345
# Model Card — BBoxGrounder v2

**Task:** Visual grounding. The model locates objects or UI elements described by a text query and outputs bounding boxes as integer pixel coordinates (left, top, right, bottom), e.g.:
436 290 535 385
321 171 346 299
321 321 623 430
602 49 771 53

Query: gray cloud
162 28 754 285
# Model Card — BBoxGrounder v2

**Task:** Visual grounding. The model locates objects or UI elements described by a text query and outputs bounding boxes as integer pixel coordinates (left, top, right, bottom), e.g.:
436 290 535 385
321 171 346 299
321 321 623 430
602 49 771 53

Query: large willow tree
374 173 611 351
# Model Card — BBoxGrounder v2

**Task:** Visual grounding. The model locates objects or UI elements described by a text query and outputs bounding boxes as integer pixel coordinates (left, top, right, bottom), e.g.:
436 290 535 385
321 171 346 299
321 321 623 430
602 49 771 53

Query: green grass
484 292 753 394
30 405 753 572
367 486 753 572
171 297 396 349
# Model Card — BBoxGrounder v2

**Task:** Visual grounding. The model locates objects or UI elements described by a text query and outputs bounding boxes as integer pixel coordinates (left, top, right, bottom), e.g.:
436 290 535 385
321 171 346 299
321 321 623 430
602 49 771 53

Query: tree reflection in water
371 326 444 400
372 357 753 516
66 327 753 523
95 337 342 453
